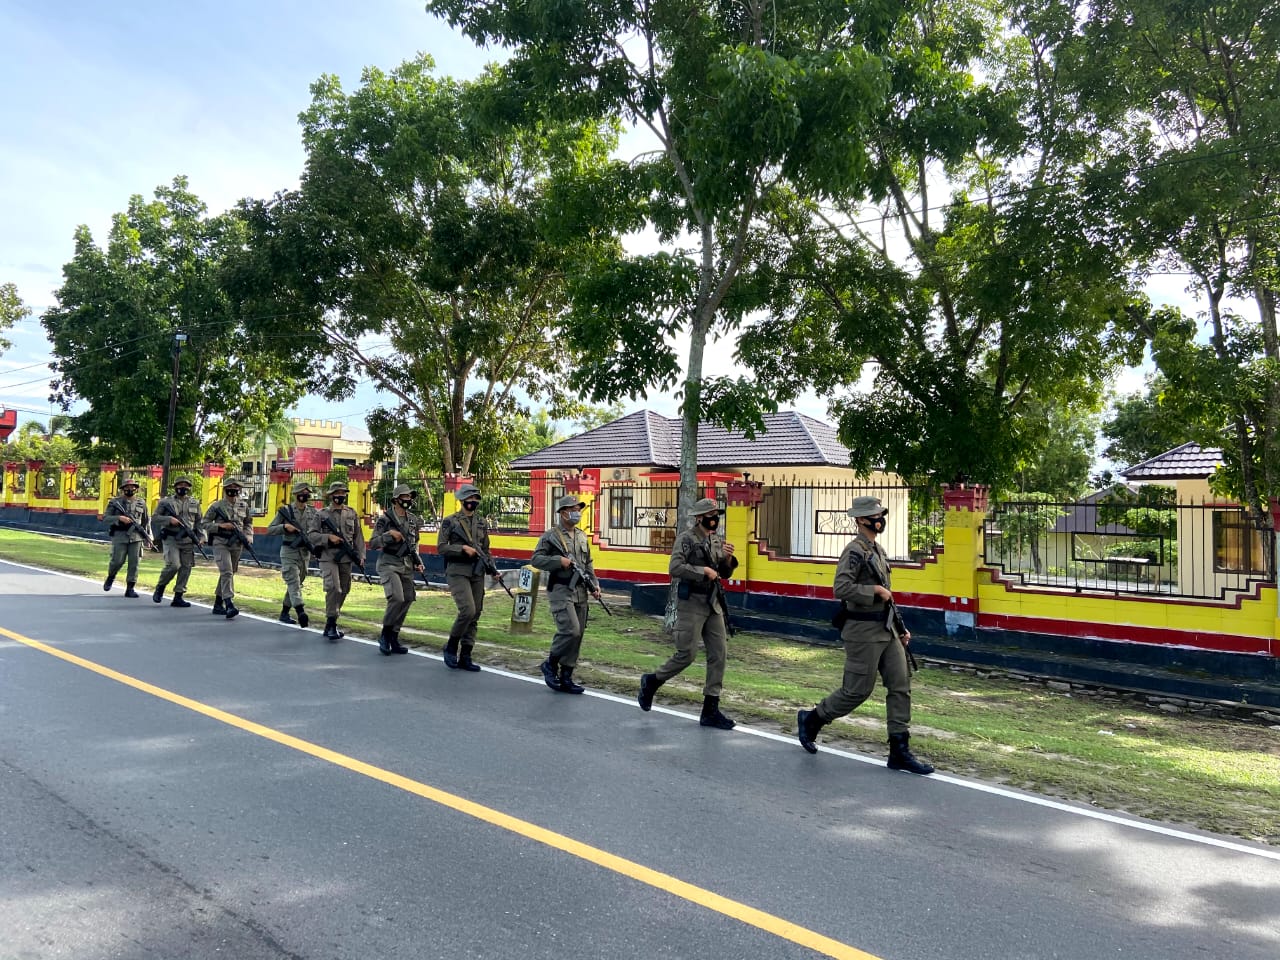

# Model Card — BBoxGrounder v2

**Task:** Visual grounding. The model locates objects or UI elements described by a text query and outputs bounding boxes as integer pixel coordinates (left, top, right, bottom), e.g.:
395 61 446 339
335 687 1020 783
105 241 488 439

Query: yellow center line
2 625 881 960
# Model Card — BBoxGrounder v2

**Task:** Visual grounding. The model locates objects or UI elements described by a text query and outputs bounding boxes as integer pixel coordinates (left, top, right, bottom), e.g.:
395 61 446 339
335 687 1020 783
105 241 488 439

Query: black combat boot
558 666 585 695
153 583 165 603
458 647 481 672
224 600 240 620
699 695 736 730
124 583 140 598
322 618 343 642
278 601 296 625
211 597 226 616
797 707 827 755
294 605 309 628
442 638 460 669
103 571 115 591
389 629 409 655
637 673 663 712
887 732 934 775
170 593 191 608
378 629 392 655
540 657 562 691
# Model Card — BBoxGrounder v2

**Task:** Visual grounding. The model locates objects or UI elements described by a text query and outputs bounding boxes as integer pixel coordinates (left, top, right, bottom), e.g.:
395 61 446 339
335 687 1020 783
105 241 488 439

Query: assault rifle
157 503 211 561
550 540 612 617
111 500 155 551
209 504 264 567
319 513 376 586
380 505 430 590
832 547 918 672
474 542 515 599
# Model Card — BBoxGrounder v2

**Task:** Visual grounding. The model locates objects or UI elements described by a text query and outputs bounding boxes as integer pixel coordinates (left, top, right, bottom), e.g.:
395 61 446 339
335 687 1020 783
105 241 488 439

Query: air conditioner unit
612 468 632 481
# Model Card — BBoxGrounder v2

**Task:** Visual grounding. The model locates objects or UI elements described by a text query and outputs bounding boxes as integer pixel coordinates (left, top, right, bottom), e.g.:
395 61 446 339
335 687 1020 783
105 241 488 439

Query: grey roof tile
1121 442 1223 480
509 410 853 471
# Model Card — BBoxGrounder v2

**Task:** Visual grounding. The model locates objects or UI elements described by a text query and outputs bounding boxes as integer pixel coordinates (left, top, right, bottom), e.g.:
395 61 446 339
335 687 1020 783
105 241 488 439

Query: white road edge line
3 555 1278 861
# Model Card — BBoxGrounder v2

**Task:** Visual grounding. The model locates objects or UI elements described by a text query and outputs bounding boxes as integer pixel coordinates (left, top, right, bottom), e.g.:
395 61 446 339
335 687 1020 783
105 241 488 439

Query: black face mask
396 499 414 510
175 488 191 498
225 490 240 499
462 500 479 512
296 494 310 503
331 495 347 506
862 515 887 534
699 515 720 532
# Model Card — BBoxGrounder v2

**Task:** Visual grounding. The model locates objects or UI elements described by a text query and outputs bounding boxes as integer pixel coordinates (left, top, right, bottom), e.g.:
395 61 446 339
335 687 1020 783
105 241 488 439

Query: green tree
737 0 1144 487
427 0 904 530
1012 400 1099 499
2 418 78 464
232 57 625 480
237 413 297 478
1101 375 1199 470
1080 1 1280 516
41 178 307 464
0 282 28 355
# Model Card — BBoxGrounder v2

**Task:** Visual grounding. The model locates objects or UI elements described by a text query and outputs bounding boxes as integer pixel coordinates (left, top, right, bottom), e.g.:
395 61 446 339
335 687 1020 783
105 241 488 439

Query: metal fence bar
983 496 1274 601
752 477 941 562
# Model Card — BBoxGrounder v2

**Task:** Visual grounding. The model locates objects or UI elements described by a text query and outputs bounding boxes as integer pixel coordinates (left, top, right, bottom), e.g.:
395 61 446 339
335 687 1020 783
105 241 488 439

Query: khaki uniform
530 522 595 670
437 511 494 654
153 493 202 595
267 501 315 607
204 497 253 601
307 504 365 618
104 494 150 584
369 507 422 631
818 533 912 734
655 526 739 697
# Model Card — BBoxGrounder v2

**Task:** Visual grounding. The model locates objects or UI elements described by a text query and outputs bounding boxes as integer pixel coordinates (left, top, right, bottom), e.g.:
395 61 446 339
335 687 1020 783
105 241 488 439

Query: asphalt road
2 558 1278 960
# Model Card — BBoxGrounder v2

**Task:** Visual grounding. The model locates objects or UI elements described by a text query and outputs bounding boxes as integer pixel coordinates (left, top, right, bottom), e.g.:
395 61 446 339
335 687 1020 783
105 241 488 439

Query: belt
845 609 888 622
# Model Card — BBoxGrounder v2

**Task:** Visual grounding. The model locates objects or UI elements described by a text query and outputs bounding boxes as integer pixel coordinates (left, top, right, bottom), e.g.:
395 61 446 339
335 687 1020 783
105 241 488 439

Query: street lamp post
160 331 188 495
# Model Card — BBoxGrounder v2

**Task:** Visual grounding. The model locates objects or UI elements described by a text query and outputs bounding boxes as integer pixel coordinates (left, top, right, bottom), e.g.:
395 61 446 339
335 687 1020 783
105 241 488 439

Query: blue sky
0 1 1168 441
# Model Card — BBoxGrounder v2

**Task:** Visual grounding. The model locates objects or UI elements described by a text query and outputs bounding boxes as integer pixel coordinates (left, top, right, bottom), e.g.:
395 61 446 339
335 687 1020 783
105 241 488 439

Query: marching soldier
103 473 150 597
795 496 933 774
152 475 201 607
368 483 423 656
437 482 504 672
638 498 738 729
267 481 316 627
307 480 365 641
530 494 600 694
203 476 252 620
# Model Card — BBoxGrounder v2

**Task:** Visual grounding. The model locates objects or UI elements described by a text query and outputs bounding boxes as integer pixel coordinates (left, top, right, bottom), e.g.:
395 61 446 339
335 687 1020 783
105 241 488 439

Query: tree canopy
41 178 308 464
230 57 628 480
1080 0 1280 511
735 0 1145 487
0 282 28 356
427 0 934 521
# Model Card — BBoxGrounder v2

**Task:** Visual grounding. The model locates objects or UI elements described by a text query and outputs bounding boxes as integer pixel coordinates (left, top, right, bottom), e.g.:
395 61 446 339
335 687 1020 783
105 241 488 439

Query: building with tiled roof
1121 442 1223 481
509 410 854 472
509 410 905 556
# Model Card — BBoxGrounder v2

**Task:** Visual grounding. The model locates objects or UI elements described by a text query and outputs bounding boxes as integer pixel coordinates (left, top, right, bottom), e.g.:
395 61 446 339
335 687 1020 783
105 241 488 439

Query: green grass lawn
2 526 1278 843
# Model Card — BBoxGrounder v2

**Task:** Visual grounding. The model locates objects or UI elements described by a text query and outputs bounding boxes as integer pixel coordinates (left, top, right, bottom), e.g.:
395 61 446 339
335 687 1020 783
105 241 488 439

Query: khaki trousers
319 559 352 618
378 555 417 630
108 539 143 583
157 538 194 594
213 542 242 600
446 574 485 650
548 585 588 668
817 623 913 735
279 545 310 607
654 595 728 697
